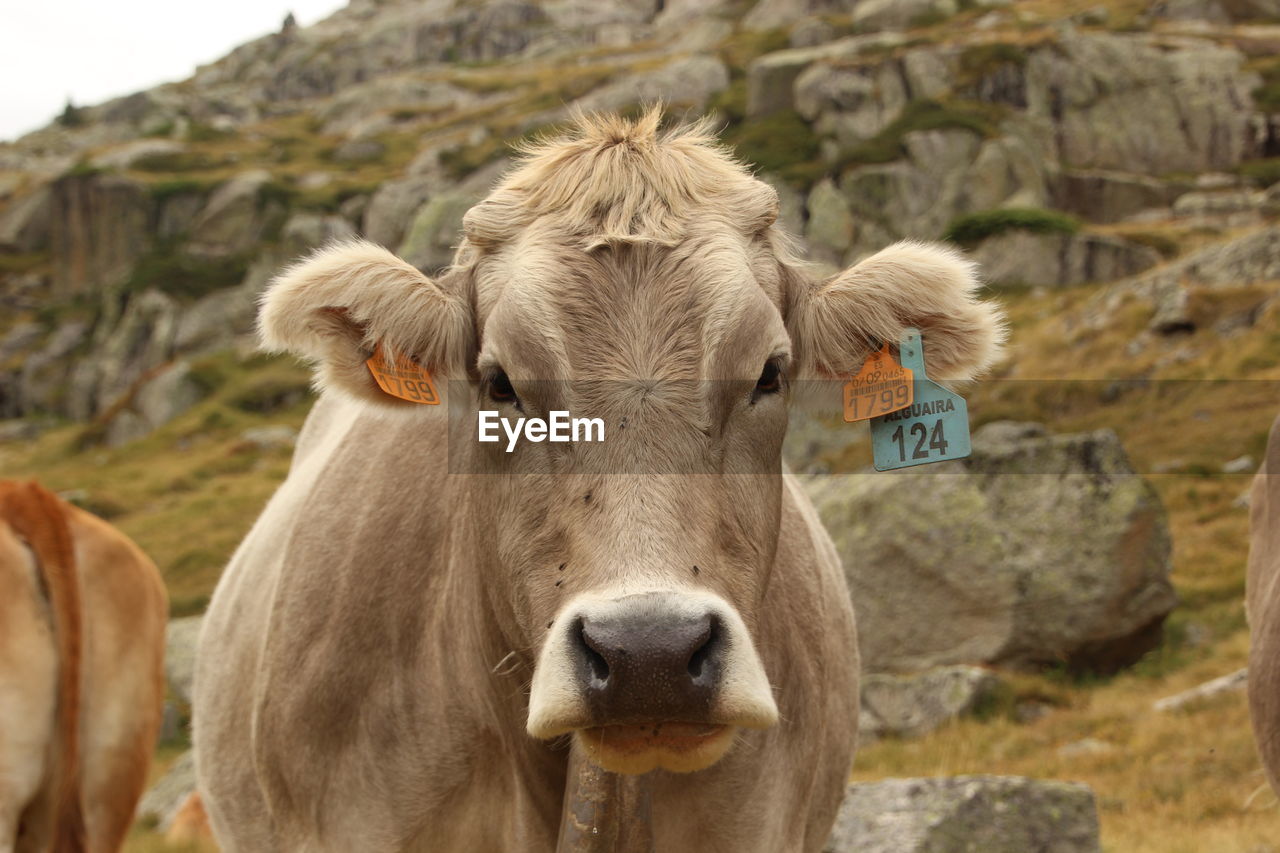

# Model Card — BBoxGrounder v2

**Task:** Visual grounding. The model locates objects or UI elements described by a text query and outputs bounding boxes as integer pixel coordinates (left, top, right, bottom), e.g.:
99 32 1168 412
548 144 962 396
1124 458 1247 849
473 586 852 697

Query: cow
193 109 1005 852
1249 415 1280 793
0 480 167 853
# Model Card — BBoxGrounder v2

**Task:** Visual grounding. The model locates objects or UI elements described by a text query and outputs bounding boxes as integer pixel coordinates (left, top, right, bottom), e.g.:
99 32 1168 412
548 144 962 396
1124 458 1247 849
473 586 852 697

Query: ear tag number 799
869 328 971 471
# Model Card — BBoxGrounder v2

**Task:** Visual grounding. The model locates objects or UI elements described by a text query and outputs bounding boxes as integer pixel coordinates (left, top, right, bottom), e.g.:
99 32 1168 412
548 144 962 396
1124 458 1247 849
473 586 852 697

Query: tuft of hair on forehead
460 105 780 251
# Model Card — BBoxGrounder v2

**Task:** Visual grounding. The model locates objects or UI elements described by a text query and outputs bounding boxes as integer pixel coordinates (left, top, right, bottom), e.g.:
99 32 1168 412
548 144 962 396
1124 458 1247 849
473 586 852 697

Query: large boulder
860 666 1002 741
165 615 203 706
186 170 281 258
49 173 154 298
825 777 1101 853
969 230 1161 288
804 422 1177 673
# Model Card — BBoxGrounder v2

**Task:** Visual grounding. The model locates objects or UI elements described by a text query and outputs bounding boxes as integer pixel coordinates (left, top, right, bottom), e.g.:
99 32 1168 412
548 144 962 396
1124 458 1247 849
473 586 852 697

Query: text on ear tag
869 328 971 471
366 342 440 405
843 341 914 422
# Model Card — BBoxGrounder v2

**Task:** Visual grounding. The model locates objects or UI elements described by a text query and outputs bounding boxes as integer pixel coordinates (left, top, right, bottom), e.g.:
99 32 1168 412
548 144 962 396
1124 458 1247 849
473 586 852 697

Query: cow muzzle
526 591 778 774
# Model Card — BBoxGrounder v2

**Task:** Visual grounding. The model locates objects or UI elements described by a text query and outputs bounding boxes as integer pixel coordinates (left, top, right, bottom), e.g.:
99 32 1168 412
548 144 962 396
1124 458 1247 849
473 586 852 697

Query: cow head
259 109 1004 775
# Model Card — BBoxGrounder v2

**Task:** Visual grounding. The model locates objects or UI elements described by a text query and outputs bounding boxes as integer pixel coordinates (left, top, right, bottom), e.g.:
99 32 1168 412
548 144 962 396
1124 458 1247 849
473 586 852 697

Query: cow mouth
577 722 735 774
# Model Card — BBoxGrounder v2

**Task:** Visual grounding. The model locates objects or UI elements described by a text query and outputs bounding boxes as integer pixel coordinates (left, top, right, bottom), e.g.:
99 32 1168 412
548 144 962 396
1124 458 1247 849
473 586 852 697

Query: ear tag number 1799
869 328 971 471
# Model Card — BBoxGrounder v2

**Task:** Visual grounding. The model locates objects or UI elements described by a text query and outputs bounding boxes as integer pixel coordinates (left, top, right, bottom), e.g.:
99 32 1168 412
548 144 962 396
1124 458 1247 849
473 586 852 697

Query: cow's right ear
258 241 474 408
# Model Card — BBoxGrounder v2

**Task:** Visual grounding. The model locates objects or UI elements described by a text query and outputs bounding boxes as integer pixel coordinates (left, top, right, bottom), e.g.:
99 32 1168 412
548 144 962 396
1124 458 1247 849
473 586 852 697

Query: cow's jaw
526 590 778 774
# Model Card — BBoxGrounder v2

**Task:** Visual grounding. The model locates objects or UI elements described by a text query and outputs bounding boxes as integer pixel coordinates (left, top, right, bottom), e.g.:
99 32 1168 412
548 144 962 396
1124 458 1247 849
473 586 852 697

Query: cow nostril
574 618 611 688
687 616 721 684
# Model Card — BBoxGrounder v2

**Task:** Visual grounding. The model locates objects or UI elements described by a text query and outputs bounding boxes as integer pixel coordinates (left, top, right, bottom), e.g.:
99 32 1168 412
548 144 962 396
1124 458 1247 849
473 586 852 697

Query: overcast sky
1 0 348 141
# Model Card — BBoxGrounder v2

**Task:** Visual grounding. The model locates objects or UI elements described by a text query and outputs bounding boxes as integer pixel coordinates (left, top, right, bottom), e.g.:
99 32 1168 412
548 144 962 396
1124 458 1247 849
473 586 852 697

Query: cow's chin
576 722 737 774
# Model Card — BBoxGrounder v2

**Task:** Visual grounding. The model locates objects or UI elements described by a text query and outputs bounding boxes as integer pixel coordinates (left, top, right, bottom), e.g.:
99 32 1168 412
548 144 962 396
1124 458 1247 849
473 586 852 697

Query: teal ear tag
869 328 971 471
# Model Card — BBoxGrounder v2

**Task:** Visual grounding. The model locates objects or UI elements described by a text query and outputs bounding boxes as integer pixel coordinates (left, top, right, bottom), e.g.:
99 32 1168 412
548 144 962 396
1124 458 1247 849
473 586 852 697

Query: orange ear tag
365 342 440 405
843 342 913 422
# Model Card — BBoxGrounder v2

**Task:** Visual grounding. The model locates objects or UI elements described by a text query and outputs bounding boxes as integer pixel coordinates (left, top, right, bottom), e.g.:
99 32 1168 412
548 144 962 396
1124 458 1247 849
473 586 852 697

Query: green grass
958 42 1029 80
943 206 1082 246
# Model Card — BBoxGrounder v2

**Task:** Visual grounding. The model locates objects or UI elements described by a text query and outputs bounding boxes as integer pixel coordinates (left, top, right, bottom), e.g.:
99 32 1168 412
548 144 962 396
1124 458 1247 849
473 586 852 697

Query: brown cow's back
1249 416 1280 792
0 482 167 853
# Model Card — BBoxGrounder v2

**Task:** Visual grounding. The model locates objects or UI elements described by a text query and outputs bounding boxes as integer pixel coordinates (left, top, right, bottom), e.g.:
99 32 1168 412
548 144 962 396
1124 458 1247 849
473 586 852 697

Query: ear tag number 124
869 328 971 471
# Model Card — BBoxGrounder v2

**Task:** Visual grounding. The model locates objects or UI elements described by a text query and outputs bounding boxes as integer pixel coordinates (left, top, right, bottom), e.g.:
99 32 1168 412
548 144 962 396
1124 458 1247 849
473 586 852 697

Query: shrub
942 207 1081 246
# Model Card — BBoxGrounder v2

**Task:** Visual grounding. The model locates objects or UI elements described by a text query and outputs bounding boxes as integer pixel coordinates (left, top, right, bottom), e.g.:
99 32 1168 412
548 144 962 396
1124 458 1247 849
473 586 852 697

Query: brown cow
194 110 1004 851
0 481 167 853
1249 415 1280 791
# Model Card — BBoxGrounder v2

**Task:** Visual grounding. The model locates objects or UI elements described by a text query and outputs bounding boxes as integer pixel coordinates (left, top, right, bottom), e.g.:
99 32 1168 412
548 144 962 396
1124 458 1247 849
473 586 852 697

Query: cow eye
487 370 518 405
755 359 783 395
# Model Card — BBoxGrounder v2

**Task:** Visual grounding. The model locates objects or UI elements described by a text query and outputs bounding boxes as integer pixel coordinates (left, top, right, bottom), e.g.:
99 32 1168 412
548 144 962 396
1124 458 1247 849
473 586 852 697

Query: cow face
259 111 1004 775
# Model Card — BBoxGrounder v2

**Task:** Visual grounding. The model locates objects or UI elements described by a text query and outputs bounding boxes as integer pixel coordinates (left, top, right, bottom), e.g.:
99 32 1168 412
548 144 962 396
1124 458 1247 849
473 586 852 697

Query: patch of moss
132 150 224 172
943 207 1081 246
726 109 822 186
1254 62 1280 113
1237 157 1280 189
148 178 216 202
836 99 1002 171
708 78 748 129
122 245 251 301
227 374 313 414
1123 230 1180 259
958 43 1028 80
718 27 791 76
0 251 50 275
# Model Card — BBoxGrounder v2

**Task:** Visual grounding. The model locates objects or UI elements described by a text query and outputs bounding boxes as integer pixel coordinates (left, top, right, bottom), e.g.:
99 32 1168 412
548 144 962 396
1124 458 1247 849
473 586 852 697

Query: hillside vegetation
2 0 1280 849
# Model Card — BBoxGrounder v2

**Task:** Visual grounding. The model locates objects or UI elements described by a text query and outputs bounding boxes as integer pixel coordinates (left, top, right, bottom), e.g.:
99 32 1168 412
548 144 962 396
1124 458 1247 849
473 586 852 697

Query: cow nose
571 610 723 722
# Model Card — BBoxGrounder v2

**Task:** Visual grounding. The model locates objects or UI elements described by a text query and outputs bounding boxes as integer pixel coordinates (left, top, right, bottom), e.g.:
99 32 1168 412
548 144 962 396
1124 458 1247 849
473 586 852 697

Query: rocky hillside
3 0 1280 850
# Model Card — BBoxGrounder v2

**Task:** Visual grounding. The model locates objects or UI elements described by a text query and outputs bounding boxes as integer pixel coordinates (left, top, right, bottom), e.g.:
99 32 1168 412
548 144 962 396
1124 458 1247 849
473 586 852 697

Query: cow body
0 481 167 853
195 111 1003 852
1249 415 1280 791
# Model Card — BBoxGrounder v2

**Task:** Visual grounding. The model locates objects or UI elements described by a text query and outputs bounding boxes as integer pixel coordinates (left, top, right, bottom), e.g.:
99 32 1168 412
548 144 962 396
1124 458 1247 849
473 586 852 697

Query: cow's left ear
787 241 1005 382
258 240 475 408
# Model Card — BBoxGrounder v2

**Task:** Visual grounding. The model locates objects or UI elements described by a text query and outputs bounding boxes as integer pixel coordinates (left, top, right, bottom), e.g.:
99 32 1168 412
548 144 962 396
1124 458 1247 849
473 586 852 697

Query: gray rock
165 615 203 706
49 173 154 297
1052 170 1181 224
804 422 1177 673
1153 667 1248 711
363 175 436 250
187 169 276 257
790 17 837 48
1093 226 1280 333
850 0 958 30
1057 737 1116 758
136 749 196 832
575 55 730 114
746 34 906 118
332 138 386 163
825 776 1100 853
398 192 477 274
806 178 856 263
0 186 52 253
969 231 1161 288
1023 31 1259 174
281 212 357 259
90 139 186 171
241 425 299 450
1224 455 1256 474
860 666 1001 740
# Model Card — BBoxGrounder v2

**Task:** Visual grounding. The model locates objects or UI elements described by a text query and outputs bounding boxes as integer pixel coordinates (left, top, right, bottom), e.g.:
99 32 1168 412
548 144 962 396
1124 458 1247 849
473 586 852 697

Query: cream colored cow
195 110 1004 852
0 480 167 853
